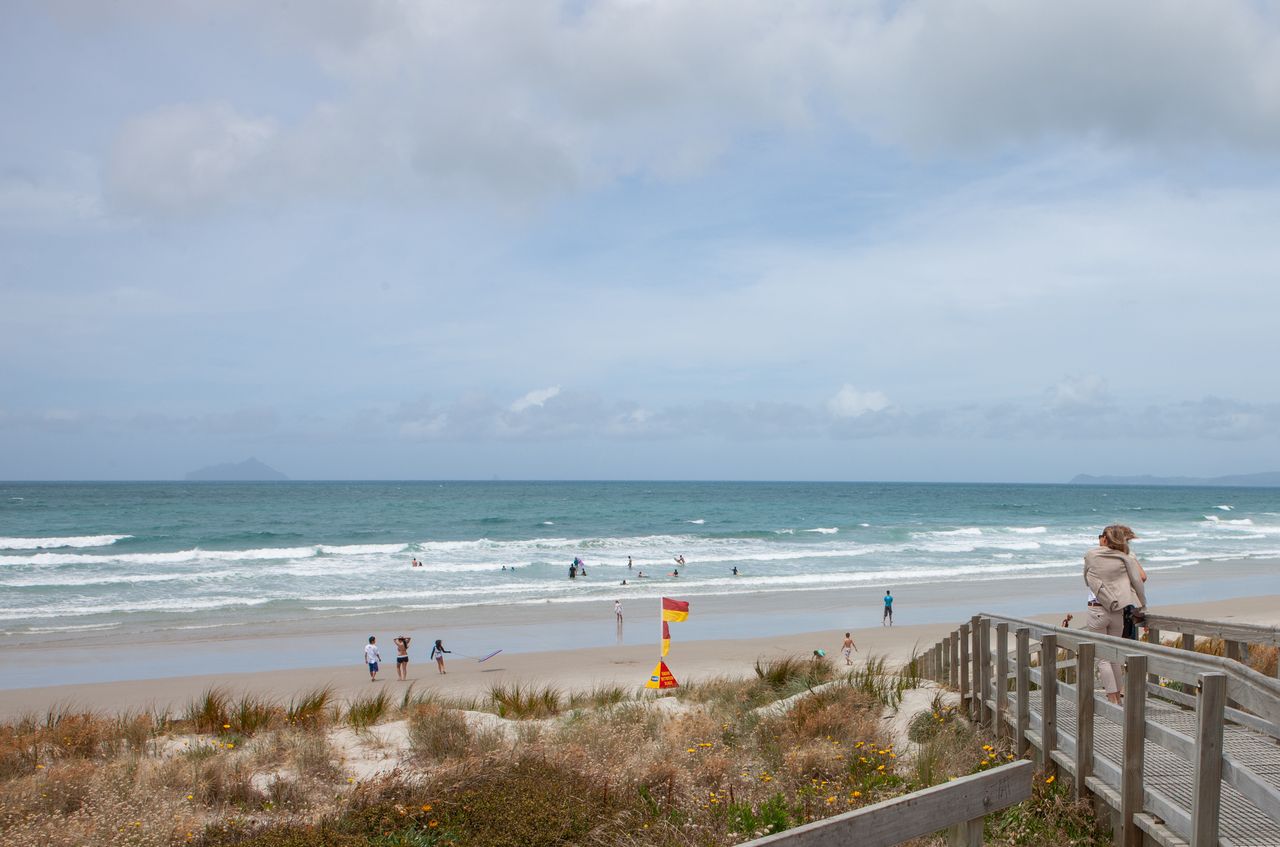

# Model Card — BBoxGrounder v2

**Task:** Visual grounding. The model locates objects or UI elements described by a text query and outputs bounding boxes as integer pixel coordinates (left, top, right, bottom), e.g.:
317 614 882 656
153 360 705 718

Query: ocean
2 480 1279 646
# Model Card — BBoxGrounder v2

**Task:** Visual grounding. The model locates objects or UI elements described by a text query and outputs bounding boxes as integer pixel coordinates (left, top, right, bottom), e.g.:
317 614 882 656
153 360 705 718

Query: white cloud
827 385 891 418
509 385 562 413
1050 375 1110 411
77 0 1280 214
106 103 276 213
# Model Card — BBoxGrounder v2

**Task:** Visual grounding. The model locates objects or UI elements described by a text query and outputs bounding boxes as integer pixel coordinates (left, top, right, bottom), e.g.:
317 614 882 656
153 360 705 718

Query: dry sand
2 593 1276 720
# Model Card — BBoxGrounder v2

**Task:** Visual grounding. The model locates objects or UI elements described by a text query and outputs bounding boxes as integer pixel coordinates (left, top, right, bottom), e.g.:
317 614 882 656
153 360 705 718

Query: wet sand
1 589 1276 720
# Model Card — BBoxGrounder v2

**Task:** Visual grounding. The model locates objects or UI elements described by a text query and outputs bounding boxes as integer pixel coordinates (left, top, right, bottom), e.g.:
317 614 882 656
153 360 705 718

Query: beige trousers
1085 606 1126 694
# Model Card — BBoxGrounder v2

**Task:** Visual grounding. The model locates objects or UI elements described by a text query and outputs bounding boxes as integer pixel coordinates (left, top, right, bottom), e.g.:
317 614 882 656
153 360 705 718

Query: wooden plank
947 818 982 847
1191 672 1224 847
737 760 1033 847
1142 613 1280 648
976 612 1280 728
1148 626 1162 686
959 623 970 714
950 632 960 690
1074 640 1095 799
995 622 1009 741
1016 627 1030 757
1122 654 1148 847
1041 633 1058 775
971 615 983 723
979 617 992 728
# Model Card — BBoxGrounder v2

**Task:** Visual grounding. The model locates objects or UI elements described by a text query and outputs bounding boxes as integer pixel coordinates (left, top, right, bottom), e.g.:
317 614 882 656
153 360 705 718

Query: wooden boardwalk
1030 690 1280 847
921 613 1280 847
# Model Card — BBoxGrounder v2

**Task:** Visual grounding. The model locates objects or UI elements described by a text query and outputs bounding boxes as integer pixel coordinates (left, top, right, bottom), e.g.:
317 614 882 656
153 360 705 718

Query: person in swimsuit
430 639 450 674
394 636 411 681
841 632 857 665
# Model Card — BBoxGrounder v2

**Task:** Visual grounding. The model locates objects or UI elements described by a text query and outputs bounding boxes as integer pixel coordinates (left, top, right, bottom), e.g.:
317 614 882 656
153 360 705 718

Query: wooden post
1146 626 1161 686
995 622 1009 740
1015 627 1030 756
978 617 992 728
1073 641 1095 799
959 623 970 715
1191 672 1226 847
1182 632 1195 652
1224 640 1242 664
1040 634 1057 775
950 632 960 689
970 615 982 723
947 818 983 847
1121 654 1148 847
942 636 951 685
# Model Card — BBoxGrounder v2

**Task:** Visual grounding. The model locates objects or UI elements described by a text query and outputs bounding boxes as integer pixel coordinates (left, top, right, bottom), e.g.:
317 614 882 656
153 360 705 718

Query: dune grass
0 653 1111 847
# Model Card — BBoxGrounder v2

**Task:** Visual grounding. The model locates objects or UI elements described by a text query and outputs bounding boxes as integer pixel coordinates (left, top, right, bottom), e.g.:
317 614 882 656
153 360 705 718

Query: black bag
1121 605 1145 640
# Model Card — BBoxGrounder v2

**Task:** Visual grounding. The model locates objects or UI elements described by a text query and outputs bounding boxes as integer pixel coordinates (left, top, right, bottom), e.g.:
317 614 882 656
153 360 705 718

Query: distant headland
184 457 289 481
1070 471 1280 487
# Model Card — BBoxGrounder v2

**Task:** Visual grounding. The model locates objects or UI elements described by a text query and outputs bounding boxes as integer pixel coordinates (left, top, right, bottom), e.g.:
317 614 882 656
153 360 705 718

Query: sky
3 0 1280 482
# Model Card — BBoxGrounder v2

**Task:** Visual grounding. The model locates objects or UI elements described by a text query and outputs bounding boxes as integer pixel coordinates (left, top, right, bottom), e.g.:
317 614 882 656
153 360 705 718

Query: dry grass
0 654 1113 847
1155 635 1279 677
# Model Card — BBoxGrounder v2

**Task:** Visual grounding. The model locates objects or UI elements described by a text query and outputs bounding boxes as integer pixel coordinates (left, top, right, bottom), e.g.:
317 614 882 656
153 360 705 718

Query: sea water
2 481 1279 644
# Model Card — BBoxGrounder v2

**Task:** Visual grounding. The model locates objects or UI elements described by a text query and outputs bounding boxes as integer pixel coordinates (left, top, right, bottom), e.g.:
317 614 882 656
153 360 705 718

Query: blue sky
3 0 1280 481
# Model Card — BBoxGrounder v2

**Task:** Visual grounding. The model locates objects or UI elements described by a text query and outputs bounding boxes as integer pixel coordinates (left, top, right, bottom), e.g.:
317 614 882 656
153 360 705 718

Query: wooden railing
1142 613 1280 679
919 613 1280 847
737 760 1032 847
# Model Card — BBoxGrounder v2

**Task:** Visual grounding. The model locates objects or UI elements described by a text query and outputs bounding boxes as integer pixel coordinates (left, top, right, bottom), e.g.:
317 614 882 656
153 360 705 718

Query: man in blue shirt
883 590 894 626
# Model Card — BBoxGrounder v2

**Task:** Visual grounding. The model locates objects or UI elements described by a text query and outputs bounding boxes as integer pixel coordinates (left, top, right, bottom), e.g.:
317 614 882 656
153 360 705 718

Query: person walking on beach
393 635 411 681
841 632 857 665
614 599 623 623
430 639 450 674
364 636 381 682
882 590 894 626
1084 525 1148 705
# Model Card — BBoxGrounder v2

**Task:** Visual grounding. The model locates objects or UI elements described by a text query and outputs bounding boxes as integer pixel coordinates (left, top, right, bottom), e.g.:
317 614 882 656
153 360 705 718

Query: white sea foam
928 528 983 537
686 519 706 525
1202 516 1254 526
804 528 838 534
541 521 554 525
0 596 272 621
1216 505 1233 511
1005 526 1047 534
0 534 133 550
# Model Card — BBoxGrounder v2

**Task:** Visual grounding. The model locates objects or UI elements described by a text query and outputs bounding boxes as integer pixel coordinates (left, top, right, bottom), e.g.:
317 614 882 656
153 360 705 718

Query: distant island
1070 471 1280 488
185 457 289 481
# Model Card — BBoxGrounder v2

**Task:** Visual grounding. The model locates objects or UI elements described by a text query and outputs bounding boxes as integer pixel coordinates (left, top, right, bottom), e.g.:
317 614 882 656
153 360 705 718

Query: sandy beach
3 588 1277 721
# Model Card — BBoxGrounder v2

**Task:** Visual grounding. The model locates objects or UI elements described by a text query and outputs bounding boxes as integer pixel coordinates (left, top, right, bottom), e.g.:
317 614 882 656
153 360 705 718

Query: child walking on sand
841 632 857 665
363 636 381 681
394 636 411 680
430 639 450 674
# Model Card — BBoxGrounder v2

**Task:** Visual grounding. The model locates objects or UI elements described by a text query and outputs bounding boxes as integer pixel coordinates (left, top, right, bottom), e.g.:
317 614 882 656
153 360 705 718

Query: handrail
920 611 1280 847
1142 612 1280 647
978 611 1280 729
736 760 1032 847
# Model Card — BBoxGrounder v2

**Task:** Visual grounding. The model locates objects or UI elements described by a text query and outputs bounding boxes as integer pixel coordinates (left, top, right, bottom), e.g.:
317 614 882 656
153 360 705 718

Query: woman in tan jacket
1083 525 1148 703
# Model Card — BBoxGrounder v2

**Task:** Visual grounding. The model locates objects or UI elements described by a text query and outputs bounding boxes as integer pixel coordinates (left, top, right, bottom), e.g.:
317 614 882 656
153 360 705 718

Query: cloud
1049 375 1110 411
75 0 1280 215
828 385 891 418
106 103 277 213
509 385 562 413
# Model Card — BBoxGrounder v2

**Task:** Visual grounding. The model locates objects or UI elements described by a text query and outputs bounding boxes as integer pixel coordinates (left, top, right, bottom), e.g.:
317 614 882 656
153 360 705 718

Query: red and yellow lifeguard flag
661 621 671 657
661 597 689 622
646 660 679 689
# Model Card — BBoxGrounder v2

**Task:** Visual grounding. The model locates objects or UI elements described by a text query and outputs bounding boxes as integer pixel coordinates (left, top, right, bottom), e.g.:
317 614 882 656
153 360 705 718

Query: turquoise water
2 481 1279 641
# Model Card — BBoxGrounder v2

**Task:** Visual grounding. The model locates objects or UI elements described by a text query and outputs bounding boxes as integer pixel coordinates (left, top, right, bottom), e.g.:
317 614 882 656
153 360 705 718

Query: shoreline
2 588 1277 721
2 554 1276 690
